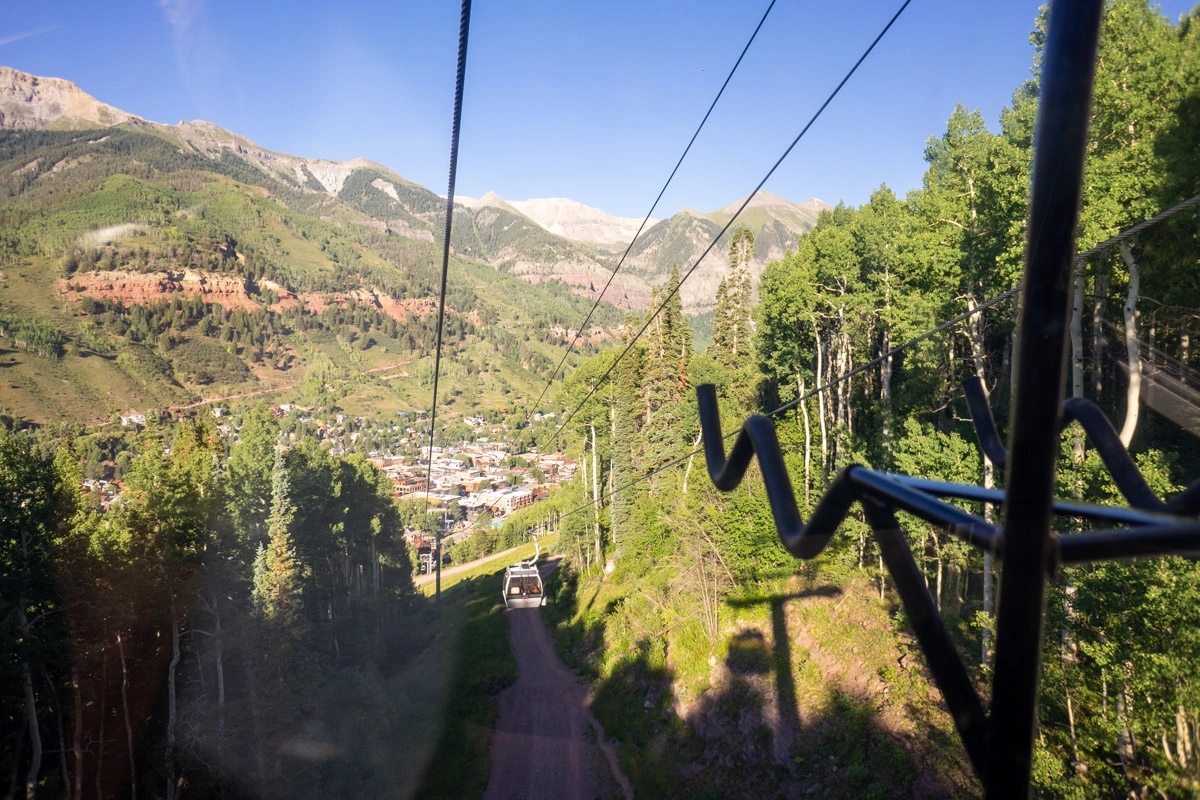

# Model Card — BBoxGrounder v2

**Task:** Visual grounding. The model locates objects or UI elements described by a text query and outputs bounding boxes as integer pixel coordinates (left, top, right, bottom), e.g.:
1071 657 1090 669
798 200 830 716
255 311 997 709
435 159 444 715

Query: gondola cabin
502 561 545 609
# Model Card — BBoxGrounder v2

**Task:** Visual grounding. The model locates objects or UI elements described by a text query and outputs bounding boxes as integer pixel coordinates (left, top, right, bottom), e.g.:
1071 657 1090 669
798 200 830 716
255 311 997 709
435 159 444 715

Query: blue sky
2 1 1195 218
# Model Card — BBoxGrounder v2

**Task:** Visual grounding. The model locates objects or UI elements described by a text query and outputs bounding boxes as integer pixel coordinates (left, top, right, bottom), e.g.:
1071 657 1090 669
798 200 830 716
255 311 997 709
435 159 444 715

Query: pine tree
253 451 305 631
712 225 755 367
643 264 694 471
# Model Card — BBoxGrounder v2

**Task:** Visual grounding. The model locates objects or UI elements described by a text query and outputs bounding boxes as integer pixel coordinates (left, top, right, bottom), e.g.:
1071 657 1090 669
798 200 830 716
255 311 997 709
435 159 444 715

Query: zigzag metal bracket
962 376 1200 516
692 0 1200 793
695 381 1200 784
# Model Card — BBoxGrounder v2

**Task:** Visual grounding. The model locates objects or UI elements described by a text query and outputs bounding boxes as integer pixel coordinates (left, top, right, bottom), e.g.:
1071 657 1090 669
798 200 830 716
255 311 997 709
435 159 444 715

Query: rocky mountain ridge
0 66 832 314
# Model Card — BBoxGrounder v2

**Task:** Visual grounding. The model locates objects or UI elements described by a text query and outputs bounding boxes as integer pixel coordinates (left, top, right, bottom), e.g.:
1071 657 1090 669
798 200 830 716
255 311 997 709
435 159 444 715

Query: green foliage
171 338 252 384
0 311 66 358
540 7 1200 798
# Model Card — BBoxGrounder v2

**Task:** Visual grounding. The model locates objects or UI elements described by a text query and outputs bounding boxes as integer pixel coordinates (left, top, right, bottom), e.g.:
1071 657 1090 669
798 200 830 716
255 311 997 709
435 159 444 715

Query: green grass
417 535 555 597
411 573 516 800
540 558 980 799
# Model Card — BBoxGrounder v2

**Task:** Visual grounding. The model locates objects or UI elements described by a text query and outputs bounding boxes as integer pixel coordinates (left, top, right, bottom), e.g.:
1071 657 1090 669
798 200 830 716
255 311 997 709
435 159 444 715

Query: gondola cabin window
502 565 545 609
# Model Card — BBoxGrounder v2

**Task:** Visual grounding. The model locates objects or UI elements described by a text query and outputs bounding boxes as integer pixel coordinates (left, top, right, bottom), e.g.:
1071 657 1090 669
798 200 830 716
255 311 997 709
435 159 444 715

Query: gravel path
482 560 633 800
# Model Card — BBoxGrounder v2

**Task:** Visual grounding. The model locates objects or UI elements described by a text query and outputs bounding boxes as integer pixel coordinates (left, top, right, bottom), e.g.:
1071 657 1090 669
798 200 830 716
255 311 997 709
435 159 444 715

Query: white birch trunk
1071 264 1085 404
211 599 226 779
1093 272 1109 397
967 295 996 665
95 641 107 800
591 425 601 566
166 587 179 800
72 672 82 800
880 329 893 465
681 430 703 496
610 401 619 551
116 632 136 800
814 320 827 471
1119 240 1141 447
799 375 811 502
580 444 588 572
20 650 41 800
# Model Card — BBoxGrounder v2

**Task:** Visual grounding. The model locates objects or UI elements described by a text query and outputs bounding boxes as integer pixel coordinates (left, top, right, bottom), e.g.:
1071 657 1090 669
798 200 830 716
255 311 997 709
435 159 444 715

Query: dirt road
482 560 633 800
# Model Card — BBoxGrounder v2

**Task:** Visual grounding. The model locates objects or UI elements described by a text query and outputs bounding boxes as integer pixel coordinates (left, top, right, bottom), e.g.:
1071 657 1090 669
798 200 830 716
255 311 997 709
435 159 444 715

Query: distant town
92 403 575 563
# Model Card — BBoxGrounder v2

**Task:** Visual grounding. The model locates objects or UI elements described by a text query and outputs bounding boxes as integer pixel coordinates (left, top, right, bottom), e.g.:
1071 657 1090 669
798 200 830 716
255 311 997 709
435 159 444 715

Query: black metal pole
864 502 988 777
986 1 1103 796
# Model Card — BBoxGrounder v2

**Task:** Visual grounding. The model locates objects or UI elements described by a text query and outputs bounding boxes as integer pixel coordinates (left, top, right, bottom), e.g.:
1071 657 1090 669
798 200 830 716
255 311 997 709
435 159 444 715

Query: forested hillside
0 125 625 425
0 405 479 799
534 3 1200 797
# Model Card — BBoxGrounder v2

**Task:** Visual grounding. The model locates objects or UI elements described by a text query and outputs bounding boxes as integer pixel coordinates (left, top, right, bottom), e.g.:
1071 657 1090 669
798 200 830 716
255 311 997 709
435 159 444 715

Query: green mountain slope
0 126 623 425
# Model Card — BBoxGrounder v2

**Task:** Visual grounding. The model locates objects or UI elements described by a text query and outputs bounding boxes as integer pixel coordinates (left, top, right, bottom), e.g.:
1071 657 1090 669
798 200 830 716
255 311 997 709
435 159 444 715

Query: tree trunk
1176 704 1192 768
1093 271 1109 397
1181 325 1190 385
591 425 601 566
967 295 996 665
1119 240 1141 447
10 715 26 800
166 585 180 800
843 325 854 441
982 549 994 666
49 676 67 800
609 401 619 552
880 328 893 466
681 430 704 496
580 442 587 566
116 632 137 800
1070 264 1087 460
20 659 41 800
834 310 846 466
16 599 42 800
212 601 226 789
814 320 827 472
935 545 944 612
1071 264 1086 403
96 639 107 800
799 375 811 503
72 672 82 800
1117 680 1137 778
1066 682 1081 763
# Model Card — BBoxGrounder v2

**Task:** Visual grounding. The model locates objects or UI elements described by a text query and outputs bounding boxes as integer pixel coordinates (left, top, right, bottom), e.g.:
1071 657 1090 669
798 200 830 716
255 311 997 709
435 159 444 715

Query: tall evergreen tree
712 225 755 367
253 451 305 630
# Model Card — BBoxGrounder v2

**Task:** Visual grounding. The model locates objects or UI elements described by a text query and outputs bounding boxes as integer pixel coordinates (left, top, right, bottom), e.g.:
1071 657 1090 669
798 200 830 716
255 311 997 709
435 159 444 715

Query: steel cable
425 0 473 519
535 0 914 460
523 178 1200 533
515 0 780 431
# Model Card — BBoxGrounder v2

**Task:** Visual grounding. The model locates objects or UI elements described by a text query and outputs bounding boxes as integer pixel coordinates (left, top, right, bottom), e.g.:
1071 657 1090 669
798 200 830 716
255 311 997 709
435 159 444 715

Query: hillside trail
482 558 633 800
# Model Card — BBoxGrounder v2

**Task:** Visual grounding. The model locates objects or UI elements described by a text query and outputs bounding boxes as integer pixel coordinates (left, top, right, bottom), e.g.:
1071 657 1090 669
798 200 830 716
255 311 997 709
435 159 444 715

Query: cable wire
535 284 1015 532
528 185 1200 534
516 0 779 430
426 0 473 515
1076 191 1200 261
536 0 913 460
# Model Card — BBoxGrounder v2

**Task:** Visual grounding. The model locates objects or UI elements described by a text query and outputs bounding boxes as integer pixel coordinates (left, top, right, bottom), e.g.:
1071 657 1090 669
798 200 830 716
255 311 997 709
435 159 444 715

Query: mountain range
1 66 829 314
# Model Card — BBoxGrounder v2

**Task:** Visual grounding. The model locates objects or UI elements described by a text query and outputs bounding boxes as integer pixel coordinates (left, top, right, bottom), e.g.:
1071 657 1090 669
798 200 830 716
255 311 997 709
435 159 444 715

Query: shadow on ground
543 564 978 800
